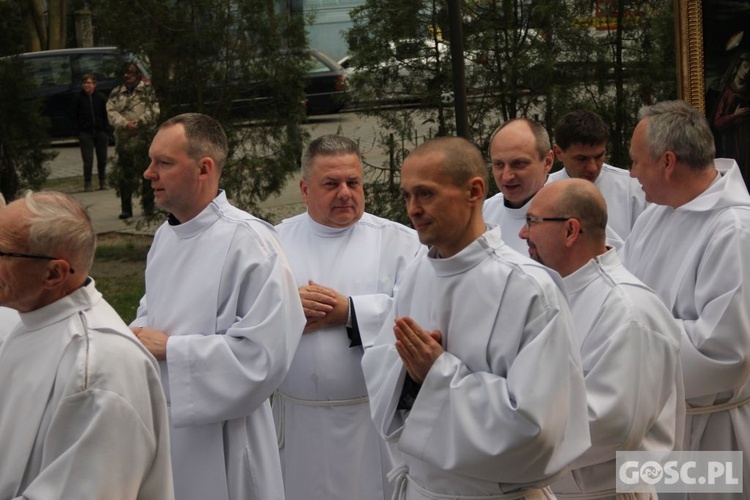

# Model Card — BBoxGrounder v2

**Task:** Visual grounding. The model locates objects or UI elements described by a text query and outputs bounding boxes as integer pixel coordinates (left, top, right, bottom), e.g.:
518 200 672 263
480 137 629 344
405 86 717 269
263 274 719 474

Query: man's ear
543 149 555 174
468 176 486 204
563 218 582 247
663 151 677 181
198 157 216 177
553 144 563 162
42 260 73 290
300 178 310 203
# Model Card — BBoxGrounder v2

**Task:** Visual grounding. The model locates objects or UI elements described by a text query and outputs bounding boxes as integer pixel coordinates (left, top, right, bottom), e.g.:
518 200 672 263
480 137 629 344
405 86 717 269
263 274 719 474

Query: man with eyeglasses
363 136 590 499
0 191 174 499
621 100 750 495
519 178 683 498
484 118 623 254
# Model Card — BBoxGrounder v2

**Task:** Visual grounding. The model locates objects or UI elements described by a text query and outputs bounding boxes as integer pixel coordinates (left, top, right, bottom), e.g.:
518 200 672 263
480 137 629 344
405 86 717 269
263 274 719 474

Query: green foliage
0 2 54 202
347 0 675 219
91 0 309 219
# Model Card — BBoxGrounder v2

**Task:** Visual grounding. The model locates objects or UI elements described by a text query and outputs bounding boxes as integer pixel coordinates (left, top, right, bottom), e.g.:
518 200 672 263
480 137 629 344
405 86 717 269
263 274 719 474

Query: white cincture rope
387 466 553 500
687 395 750 415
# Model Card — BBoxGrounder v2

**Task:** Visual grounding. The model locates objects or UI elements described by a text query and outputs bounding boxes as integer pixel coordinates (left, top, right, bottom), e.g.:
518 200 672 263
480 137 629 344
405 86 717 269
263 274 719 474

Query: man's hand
298 280 349 334
394 317 443 384
132 326 168 360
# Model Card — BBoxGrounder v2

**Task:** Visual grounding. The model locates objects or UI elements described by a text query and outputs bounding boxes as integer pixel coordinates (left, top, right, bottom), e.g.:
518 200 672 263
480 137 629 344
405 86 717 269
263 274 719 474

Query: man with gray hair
0 191 173 499
132 113 305 500
621 99 750 495
273 134 422 500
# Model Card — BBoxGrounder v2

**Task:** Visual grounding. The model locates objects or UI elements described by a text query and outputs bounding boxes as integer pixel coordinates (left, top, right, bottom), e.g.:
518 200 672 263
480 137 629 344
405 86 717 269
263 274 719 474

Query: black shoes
84 181 93 192
118 211 132 220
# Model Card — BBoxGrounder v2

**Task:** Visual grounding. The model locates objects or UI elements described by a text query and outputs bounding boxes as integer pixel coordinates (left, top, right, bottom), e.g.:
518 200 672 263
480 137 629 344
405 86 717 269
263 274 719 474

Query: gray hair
489 118 551 160
160 113 228 171
24 191 96 274
637 100 715 170
301 135 361 180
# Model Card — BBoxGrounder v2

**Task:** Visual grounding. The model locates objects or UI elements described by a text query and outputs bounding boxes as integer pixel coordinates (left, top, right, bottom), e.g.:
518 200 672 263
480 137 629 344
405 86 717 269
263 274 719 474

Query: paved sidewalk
47 111 435 235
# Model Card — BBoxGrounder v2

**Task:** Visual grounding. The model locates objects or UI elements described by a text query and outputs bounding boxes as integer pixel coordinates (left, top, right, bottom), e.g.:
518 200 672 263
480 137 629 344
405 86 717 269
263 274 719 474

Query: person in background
107 62 159 219
520 179 683 499
0 191 173 499
621 99 750 497
274 134 422 500
483 118 555 253
71 73 111 192
549 110 647 240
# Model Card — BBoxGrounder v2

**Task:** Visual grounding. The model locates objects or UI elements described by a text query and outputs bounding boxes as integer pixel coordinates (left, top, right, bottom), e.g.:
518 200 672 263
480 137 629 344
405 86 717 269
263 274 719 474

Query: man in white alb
520 178 684 499
274 135 423 500
483 118 555 253
363 136 590 499
621 100 750 497
0 191 173 499
131 113 305 500
549 110 647 240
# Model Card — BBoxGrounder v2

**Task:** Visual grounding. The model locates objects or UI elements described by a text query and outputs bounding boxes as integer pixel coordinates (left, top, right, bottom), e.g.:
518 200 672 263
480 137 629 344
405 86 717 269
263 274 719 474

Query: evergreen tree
92 0 310 220
0 1 53 202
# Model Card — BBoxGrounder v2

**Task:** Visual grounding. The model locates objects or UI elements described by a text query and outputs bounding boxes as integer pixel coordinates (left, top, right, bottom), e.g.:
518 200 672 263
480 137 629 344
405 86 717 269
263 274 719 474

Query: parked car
221 48 348 116
13 47 149 138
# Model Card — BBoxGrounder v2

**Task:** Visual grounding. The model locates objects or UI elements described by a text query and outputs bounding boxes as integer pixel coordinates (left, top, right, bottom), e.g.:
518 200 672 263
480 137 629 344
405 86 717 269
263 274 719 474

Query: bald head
521 179 608 276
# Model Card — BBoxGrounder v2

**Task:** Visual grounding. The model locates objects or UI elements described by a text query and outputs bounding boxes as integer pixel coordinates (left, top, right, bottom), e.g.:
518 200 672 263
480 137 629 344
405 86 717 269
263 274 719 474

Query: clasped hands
298 280 349 334
394 317 443 384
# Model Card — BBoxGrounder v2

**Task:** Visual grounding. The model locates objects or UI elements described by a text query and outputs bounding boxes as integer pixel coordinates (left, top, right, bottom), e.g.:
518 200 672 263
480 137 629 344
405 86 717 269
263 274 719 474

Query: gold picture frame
680 0 750 182
675 0 705 113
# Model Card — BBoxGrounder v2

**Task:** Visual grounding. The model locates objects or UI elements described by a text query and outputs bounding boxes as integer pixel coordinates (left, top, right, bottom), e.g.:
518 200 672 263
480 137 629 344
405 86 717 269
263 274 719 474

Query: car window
24 56 71 89
73 53 122 82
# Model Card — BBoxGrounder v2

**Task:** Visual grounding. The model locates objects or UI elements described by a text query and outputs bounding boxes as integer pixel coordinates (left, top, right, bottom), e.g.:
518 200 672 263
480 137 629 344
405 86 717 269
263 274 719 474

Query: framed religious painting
676 0 750 182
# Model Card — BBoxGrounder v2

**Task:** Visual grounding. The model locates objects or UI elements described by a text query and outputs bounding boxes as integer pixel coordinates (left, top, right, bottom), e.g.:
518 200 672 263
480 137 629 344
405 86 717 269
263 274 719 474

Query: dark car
301 48 348 114
15 47 148 138
222 48 348 116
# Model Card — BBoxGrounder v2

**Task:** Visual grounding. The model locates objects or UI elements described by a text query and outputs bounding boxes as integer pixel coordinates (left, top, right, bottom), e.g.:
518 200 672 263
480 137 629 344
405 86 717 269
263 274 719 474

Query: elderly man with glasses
519 178 684 498
0 190 173 499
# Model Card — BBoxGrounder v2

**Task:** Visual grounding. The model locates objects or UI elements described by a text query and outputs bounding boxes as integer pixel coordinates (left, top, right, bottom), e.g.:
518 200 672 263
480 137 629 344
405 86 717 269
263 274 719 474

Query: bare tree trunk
22 0 46 51
48 0 68 49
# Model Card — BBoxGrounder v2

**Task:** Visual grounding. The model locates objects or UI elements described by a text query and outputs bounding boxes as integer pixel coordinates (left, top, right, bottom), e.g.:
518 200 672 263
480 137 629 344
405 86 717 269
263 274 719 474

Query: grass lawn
90 233 151 324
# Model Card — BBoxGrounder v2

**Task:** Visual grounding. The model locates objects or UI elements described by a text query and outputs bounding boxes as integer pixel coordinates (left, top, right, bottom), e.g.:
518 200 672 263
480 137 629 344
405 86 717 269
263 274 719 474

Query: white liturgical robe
0 307 19 341
132 191 305 500
484 187 623 253
549 163 647 240
362 226 590 499
0 280 173 499
551 249 684 499
482 191 538 254
274 212 423 500
620 159 750 497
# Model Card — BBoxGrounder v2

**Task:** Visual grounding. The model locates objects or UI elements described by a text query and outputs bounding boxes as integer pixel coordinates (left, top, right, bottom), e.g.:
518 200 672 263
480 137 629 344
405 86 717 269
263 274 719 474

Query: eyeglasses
525 216 583 233
0 249 75 274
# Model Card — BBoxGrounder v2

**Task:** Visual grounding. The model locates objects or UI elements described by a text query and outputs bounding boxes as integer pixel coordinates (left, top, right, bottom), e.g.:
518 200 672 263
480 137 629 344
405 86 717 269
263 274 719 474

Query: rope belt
388 467 553 500
273 390 370 448
686 395 750 415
